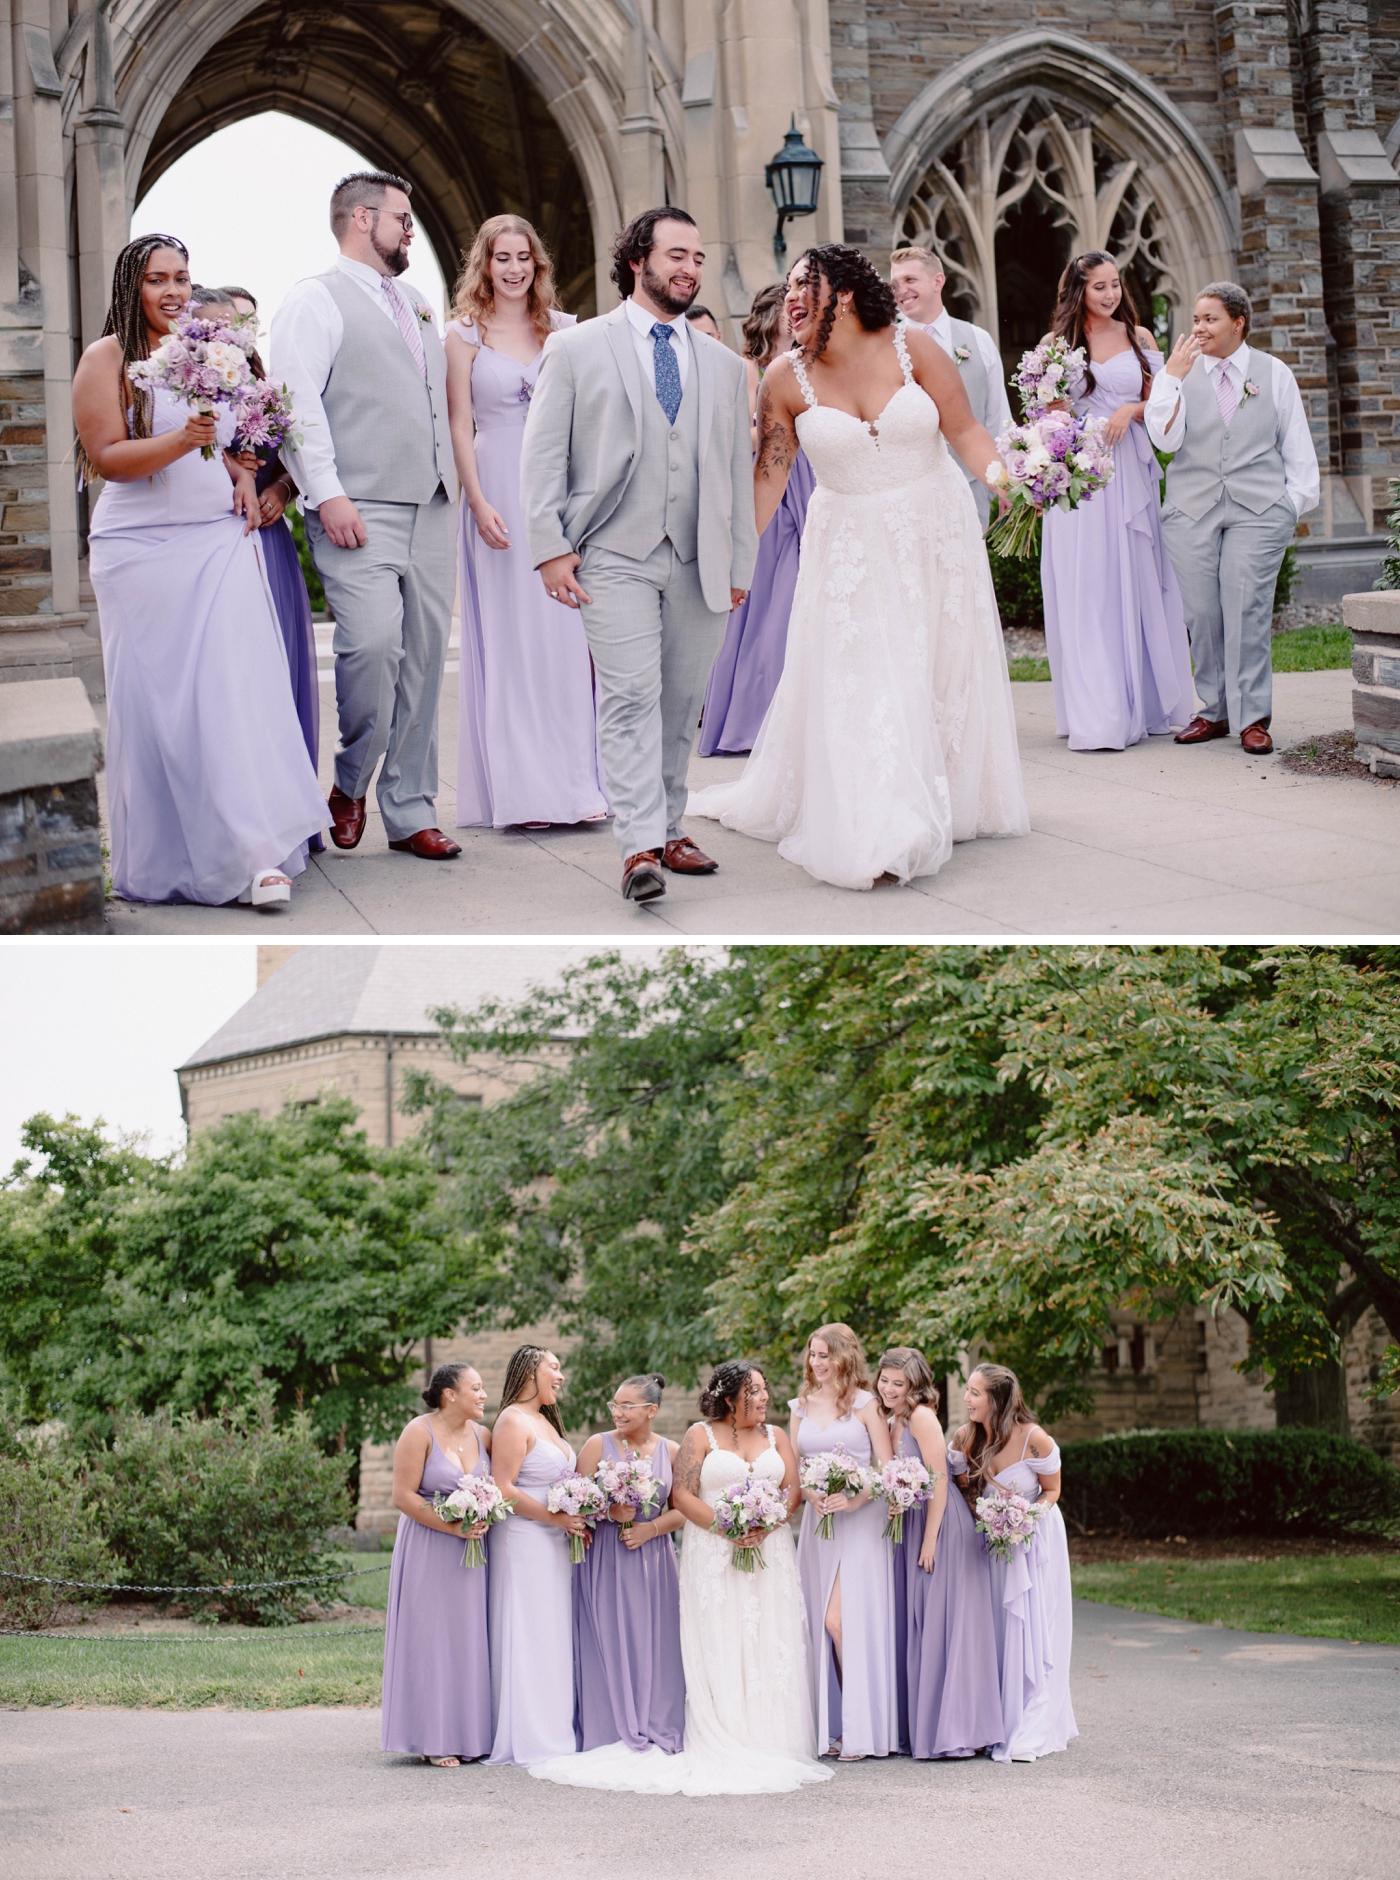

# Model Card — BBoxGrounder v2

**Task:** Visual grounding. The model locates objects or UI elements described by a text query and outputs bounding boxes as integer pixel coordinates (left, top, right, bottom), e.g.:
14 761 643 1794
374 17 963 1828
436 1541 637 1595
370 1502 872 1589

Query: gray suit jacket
520 301 759 614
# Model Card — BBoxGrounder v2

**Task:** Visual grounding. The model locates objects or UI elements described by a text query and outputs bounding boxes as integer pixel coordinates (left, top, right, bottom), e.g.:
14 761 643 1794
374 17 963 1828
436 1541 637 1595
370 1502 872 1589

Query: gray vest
317 269 455 505
947 318 991 431
1164 357 1286 520
590 346 701 563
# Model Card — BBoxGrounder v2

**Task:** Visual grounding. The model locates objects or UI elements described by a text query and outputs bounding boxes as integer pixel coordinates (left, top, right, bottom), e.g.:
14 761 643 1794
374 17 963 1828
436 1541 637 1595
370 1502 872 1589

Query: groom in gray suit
521 209 758 903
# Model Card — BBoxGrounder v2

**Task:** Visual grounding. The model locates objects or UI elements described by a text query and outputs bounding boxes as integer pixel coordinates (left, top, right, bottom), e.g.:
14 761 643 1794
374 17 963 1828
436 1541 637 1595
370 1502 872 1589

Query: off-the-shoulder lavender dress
572 1432 684 1754
487 1433 577 1765
449 315 609 828
380 1421 492 1760
792 1391 898 1758
950 1432 1078 1762
896 1426 1002 1759
1040 348 1194 750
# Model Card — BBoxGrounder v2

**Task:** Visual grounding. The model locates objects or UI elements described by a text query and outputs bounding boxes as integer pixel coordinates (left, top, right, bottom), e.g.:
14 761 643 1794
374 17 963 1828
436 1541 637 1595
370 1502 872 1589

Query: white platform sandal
238 870 292 910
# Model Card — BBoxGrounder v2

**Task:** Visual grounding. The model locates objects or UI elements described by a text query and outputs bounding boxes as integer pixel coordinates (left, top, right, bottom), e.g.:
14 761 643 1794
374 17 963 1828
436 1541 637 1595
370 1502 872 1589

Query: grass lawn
1008 656 1052 681
1271 623 1350 671
1072 1552 1400 1643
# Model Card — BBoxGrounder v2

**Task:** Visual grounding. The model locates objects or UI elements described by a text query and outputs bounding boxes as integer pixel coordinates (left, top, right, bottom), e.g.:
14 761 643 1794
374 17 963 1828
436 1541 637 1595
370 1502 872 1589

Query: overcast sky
134 113 450 335
0 944 258 1172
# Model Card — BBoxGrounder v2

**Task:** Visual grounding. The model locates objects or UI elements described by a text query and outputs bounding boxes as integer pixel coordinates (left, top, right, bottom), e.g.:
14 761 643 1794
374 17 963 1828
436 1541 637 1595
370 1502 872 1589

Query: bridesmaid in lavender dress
445 215 608 830
381 1363 493 1764
570 1373 685 1754
789 1325 897 1760
487 1346 585 1765
698 284 816 756
952 1363 1078 1762
1040 252 1193 750
876 1347 1001 1759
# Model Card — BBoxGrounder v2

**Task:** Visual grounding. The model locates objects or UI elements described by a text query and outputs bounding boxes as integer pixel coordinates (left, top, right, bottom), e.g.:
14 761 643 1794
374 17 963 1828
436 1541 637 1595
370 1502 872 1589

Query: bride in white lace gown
689 244 1029 890
530 1362 830 1797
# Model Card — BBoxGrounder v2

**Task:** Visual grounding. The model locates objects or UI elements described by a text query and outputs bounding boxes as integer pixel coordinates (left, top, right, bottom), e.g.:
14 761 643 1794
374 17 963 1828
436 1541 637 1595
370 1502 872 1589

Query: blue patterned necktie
651 321 682 424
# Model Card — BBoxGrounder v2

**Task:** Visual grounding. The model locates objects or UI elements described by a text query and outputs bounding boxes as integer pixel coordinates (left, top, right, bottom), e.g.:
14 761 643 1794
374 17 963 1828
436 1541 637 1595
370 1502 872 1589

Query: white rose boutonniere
1241 378 1259 402
954 343 971 364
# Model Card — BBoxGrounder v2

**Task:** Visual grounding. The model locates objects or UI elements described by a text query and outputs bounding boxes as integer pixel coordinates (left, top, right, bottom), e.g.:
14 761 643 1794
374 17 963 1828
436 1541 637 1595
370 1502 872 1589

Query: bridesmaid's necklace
432 1413 474 1468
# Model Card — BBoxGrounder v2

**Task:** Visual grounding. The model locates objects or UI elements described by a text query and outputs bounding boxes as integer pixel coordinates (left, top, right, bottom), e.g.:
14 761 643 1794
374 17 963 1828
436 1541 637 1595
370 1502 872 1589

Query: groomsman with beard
890 246 1011 528
521 209 757 904
272 170 461 861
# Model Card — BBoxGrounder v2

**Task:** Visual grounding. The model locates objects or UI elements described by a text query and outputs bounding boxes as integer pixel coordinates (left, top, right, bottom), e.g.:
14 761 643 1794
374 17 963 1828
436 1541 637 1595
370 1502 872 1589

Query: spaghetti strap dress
487 1432 577 1765
572 1432 684 1754
380 1420 492 1759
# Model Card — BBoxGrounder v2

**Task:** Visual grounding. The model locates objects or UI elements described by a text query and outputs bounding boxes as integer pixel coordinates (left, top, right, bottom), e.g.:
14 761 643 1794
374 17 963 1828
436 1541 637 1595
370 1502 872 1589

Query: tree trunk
1272 1358 1351 1435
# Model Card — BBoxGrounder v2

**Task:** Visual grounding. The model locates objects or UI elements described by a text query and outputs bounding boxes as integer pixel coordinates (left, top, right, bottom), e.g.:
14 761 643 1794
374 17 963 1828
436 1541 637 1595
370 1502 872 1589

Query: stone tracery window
899 93 1177 367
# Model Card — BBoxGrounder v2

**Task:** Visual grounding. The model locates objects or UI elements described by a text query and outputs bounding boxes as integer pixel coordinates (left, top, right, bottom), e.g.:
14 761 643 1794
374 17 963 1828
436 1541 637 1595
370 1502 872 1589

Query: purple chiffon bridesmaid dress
488 1431 577 1765
1040 347 1194 750
572 1434 685 1754
898 1427 1002 1759
380 1421 492 1759
255 459 322 850
792 1390 898 1759
698 446 816 755
450 315 609 828
949 1433 1078 1762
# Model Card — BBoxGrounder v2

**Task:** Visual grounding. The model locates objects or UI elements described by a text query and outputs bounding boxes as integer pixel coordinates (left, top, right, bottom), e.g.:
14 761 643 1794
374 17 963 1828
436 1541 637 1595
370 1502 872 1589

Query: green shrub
287 504 327 613
0 1435 119 1630
989 545 1044 632
86 1403 353 1626
1058 1429 1400 1539
1273 541 1300 612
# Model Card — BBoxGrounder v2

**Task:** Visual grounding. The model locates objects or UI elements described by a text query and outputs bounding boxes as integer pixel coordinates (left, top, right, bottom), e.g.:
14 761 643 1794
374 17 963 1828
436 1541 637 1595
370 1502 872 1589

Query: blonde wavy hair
451 214 559 345
800 1323 869 1418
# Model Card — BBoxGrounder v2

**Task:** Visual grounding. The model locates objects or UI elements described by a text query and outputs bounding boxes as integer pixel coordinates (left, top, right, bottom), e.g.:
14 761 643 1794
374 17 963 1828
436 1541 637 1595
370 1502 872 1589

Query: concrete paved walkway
3 1605 1397 1880
103 666 1396 937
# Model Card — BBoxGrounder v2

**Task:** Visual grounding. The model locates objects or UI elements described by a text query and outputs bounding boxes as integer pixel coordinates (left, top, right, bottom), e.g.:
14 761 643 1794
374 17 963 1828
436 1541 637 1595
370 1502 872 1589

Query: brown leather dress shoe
388 828 462 859
1240 720 1273 754
1173 715 1230 745
661 836 718 875
622 851 666 902
327 787 367 849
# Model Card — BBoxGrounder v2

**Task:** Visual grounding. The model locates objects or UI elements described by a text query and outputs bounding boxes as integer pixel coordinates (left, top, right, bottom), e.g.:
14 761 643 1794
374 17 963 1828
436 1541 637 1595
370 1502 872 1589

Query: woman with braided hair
689 243 1028 890
72 236 324 908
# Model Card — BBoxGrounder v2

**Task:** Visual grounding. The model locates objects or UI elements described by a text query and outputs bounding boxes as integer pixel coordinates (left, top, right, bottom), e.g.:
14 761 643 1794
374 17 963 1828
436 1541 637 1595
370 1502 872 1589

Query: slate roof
180 945 597 1068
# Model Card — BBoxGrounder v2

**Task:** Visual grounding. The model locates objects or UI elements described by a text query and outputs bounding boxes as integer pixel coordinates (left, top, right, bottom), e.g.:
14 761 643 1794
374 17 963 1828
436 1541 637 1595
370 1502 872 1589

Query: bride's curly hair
699 1360 765 1422
791 243 898 362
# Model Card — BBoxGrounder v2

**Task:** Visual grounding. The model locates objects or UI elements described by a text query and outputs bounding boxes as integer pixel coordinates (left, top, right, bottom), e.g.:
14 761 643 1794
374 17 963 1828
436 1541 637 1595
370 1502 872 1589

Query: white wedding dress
529 1426 830 1796
689 322 1029 889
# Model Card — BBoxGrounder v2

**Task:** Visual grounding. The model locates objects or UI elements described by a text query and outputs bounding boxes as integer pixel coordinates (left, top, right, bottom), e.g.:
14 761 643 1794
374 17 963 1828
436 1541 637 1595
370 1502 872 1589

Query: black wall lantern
765 116 823 266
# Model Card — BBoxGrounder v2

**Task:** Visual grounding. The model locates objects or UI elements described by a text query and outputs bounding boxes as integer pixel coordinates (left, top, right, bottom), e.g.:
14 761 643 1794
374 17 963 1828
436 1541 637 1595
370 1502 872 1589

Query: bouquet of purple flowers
709 1476 790 1573
127 303 258 459
1014 334 1088 416
593 1449 661 1521
871 1454 933 1546
974 1491 1047 1564
799 1447 876 1541
431 1473 510 1569
985 334 1115 558
232 375 301 458
546 1472 609 1564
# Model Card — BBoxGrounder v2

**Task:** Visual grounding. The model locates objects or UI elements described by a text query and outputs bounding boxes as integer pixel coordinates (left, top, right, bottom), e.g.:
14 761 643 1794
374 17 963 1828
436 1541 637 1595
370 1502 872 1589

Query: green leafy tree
0 1098 469 1453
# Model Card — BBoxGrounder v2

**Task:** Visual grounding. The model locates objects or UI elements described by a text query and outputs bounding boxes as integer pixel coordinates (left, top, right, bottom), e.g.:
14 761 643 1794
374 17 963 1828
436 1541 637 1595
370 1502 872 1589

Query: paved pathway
103 666 1397 937
3 1605 1397 1880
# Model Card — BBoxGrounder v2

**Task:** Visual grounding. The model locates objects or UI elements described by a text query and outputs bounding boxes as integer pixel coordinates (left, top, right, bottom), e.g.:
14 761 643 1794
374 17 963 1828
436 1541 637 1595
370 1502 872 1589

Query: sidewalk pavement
3 1605 1396 1880
103 663 1397 937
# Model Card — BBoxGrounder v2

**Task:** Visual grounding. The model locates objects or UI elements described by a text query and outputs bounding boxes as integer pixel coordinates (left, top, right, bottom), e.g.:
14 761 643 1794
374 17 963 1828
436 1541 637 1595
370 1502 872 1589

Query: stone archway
882 30 1237 356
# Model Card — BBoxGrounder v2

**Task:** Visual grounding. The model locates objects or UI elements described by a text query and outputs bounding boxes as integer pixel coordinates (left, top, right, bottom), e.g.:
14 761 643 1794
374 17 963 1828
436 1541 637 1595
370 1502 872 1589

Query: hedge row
1057 1429 1400 1538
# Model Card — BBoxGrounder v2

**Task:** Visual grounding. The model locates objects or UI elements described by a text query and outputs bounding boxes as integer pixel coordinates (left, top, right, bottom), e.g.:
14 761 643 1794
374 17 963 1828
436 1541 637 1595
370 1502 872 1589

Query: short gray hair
330 169 412 239
1197 280 1251 336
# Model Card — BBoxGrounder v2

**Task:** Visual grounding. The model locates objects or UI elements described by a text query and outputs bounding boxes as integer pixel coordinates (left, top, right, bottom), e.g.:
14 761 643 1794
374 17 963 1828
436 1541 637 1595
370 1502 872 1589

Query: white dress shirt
269 254 437 509
624 293 691 395
924 309 1013 438
1144 343 1321 517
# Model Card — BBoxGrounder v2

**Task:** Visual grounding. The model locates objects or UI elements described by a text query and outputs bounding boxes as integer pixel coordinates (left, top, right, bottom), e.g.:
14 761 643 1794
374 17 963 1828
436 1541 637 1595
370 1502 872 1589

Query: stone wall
0 676 104 933
0 370 50 618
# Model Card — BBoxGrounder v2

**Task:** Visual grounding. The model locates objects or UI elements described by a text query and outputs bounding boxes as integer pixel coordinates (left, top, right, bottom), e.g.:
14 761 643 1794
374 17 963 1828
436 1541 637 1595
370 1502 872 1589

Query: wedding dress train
688 323 1029 889
529 1427 830 1796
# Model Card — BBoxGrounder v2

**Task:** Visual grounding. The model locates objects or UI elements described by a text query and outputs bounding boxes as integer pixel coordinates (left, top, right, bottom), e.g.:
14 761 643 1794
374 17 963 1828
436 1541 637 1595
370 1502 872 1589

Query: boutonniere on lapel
954 343 971 364
1240 378 1259 402
416 304 434 327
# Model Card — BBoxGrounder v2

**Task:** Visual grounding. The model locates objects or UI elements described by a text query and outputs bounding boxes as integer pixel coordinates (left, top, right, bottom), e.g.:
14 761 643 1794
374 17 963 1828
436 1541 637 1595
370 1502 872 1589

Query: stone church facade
2 0 1399 688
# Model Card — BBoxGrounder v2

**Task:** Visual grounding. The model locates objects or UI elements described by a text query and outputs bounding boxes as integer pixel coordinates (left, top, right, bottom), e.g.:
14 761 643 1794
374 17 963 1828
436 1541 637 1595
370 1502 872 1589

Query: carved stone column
827 0 892 261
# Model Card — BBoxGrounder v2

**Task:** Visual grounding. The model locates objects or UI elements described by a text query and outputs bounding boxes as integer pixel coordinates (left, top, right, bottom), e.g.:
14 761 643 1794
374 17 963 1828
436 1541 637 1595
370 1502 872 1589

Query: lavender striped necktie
1214 360 1237 427
382 276 428 381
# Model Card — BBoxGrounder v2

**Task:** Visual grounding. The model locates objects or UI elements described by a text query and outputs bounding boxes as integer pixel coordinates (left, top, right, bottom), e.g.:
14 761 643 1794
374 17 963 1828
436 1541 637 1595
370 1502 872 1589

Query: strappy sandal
423 1755 461 1767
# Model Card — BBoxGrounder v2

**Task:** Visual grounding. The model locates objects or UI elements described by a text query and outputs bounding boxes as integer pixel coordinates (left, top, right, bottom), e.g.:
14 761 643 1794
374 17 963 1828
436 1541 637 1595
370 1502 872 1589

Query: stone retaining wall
0 677 104 933
1343 588 1400 774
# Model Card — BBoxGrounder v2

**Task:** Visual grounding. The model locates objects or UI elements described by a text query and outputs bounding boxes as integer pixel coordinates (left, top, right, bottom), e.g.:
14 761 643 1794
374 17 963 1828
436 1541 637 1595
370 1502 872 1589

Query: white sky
134 113 450 337
0 944 258 1172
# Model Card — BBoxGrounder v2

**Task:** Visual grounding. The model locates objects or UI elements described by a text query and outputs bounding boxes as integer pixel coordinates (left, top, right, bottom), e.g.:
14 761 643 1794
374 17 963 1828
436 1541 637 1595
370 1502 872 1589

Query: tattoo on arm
674 1426 706 1499
755 390 796 480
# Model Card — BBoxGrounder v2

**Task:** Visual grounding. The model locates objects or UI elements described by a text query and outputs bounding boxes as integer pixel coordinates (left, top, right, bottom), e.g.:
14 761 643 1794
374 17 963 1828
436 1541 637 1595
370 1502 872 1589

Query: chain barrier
0 1562 391 1595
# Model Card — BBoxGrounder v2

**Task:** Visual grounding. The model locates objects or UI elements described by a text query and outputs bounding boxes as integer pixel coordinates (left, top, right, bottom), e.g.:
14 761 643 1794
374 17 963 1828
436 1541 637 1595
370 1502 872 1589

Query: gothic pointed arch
882 30 1236 350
